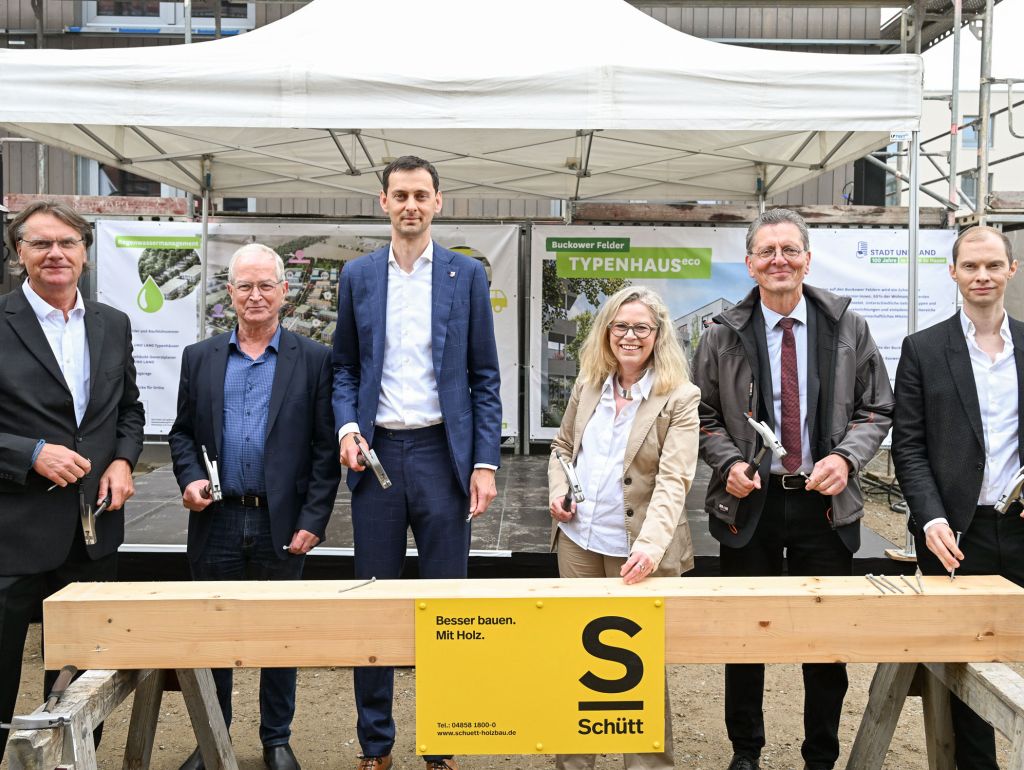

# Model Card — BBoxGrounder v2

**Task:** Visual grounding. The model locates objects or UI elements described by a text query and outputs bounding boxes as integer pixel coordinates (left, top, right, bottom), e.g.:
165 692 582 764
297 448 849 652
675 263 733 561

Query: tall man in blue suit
332 156 502 770
169 244 340 770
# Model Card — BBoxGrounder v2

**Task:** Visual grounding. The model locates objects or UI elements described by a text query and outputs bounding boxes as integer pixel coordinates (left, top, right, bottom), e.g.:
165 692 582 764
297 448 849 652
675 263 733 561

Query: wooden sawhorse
6 668 236 770
849 661 1024 770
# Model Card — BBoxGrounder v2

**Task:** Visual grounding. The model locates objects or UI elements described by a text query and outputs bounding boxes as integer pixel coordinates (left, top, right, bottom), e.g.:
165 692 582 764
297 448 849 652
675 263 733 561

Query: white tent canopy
0 0 923 201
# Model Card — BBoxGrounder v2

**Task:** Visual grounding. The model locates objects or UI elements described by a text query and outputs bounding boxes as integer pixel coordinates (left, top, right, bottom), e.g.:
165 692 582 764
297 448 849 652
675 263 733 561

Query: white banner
98 221 520 437
96 222 201 436
529 225 957 441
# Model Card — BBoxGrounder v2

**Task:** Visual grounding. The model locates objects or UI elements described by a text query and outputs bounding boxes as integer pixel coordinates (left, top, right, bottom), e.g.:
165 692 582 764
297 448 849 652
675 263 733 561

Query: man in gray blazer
693 208 893 770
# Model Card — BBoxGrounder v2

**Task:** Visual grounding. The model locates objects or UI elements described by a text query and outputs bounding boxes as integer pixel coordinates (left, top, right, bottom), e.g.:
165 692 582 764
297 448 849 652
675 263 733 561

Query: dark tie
777 317 801 473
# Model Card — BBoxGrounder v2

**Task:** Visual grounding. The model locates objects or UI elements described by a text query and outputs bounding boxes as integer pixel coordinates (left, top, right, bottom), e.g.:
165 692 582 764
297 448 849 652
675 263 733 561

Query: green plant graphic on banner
137 275 165 313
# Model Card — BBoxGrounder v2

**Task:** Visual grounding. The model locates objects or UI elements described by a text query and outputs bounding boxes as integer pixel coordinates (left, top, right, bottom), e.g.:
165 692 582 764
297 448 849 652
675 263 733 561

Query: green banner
554 248 711 279
869 256 947 265
115 236 201 249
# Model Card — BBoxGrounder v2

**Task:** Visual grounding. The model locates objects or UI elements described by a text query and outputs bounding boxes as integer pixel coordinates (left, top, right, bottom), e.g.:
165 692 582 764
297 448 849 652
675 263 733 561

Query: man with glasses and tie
692 208 894 770
169 243 339 770
0 201 145 762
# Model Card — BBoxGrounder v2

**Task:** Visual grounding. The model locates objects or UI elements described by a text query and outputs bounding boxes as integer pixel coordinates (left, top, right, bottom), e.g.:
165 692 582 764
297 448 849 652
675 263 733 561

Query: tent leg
908 129 920 336
198 158 210 341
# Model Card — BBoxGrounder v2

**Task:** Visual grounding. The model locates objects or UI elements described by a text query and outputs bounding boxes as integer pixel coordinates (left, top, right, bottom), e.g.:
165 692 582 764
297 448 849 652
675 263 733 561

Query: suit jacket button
76 435 84 442
625 508 634 517
624 477 632 485
976 462 984 471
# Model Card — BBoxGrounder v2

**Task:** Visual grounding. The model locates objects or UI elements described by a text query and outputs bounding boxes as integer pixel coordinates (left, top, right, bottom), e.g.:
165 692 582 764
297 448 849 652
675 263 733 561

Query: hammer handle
745 447 767 479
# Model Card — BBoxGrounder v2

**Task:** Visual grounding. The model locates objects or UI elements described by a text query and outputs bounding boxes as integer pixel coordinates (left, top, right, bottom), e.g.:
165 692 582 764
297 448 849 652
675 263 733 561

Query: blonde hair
577 285 689 395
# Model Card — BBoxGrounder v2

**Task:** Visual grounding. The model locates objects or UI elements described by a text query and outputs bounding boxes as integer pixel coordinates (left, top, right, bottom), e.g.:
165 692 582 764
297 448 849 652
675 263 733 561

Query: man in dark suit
693 208 894 770
893 225 1022 770
0 201 144 761
332 156 502 770
169 243 340 770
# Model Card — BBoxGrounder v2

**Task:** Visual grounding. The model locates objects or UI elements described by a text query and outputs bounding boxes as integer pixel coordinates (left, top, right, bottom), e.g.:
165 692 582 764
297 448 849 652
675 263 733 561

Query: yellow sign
414 597 664 755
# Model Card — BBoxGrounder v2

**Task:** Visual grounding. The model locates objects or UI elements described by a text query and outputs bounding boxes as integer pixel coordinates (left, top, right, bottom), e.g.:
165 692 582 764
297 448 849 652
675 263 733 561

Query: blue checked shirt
220 327 280 496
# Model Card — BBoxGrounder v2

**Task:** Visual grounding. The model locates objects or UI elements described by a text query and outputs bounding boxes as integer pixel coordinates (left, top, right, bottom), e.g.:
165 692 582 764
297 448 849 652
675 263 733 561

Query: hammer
744 417 788 480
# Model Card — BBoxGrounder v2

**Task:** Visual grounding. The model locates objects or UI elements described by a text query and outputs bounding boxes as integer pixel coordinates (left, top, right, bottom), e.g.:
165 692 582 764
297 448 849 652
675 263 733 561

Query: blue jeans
351 425 471 760
190 500 304 747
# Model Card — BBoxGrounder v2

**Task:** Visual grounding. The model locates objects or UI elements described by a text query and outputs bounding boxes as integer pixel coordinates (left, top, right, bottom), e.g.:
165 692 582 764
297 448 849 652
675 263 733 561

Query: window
962 116 995 150
961 170 994 208
83 2 254 31
100 165 162 197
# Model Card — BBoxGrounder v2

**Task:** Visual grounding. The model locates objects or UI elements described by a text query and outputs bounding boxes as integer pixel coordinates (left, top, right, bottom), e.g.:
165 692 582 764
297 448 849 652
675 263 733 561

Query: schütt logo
576 616 647 737
856 241 868 259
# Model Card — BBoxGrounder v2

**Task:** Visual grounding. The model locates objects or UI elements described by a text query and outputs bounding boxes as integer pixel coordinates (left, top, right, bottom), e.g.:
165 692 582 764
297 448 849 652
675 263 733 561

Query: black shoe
264 743 300 770
178 747 205 770
727 755 760 770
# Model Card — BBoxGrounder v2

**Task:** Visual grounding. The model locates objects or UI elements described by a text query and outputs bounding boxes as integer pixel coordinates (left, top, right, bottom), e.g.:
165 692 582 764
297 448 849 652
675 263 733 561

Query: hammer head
745 417 786 457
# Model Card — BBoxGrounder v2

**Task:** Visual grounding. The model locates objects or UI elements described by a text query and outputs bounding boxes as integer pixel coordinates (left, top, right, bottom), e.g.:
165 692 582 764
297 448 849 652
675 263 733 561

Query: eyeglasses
608 321 657 339
749 246 805 261
19 238 86 253
231 280 283 295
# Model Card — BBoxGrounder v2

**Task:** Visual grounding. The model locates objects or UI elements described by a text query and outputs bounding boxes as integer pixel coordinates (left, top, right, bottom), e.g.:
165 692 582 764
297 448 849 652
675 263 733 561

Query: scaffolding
878 0 1023 230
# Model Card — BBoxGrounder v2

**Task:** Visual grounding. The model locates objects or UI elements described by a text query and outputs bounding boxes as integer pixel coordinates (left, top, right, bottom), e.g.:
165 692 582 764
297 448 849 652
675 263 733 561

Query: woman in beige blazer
547 285 700 770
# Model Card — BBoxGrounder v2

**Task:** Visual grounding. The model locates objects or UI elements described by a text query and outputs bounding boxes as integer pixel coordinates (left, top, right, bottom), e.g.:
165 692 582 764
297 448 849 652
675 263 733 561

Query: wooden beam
990 192 1024 211
43 576 1024 669
917 665 956 770
923 662 1024 742
845 662 918 770
571 202 949 227
122 669 165 770
177 668 237 770
2 193 189 216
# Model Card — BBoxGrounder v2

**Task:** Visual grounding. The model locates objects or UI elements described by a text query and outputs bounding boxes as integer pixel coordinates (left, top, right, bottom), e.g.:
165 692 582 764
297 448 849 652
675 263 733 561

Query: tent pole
198 157 210 341
947 0 962 227
184 0 192 44
976 0 994 224
908 130 920 336
757 164 766 214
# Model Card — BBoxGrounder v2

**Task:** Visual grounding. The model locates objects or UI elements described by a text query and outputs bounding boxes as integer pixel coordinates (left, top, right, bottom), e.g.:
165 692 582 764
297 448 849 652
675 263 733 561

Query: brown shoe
425 760 459 770
356 756 392 770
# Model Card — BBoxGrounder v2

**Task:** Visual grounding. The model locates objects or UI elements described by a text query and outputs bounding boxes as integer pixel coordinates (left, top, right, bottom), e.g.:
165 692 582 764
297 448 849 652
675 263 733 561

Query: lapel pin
449 271 456 278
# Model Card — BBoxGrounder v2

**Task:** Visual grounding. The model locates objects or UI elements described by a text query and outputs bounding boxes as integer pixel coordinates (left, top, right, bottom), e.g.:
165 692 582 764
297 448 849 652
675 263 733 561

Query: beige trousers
554 532 675 770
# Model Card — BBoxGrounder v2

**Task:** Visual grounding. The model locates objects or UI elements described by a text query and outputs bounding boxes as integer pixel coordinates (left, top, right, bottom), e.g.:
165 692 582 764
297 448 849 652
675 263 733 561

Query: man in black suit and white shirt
893 225 1023 770
0 201 144 761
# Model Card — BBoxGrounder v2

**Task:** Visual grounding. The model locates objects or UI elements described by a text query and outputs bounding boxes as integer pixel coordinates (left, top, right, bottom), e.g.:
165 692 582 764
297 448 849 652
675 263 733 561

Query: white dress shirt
924 311 1020 531
762 297 813 474
22 280 90 426
339 242 441 438
337 243 497 472
375 242 443 430
559 370 653 557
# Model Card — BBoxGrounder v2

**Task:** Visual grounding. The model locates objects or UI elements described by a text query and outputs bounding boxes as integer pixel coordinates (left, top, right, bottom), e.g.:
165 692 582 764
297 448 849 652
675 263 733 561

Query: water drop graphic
137 275 164 313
